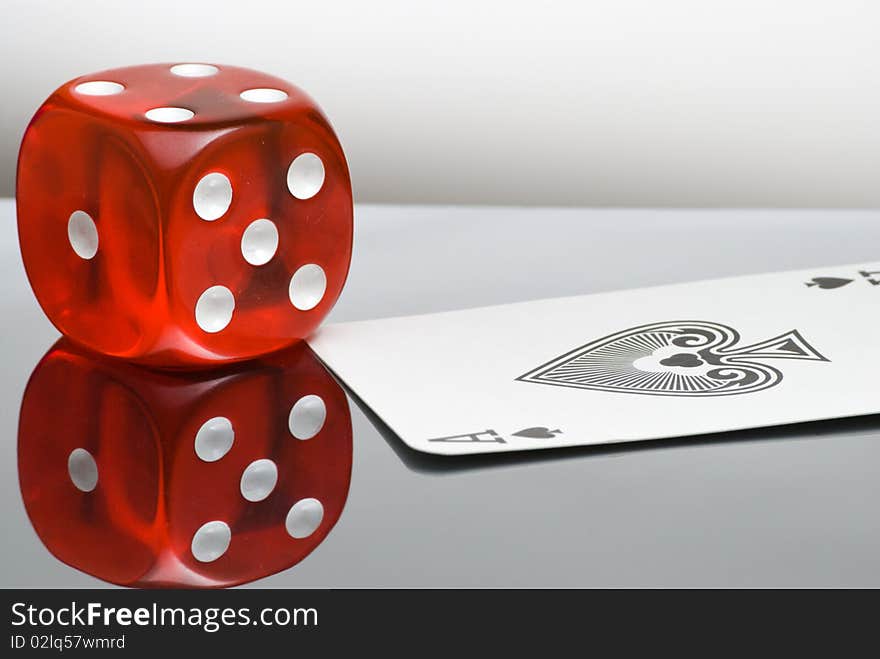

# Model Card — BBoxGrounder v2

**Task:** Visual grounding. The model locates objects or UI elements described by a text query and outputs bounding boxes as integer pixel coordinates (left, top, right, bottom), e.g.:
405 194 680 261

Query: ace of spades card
308 263 880 455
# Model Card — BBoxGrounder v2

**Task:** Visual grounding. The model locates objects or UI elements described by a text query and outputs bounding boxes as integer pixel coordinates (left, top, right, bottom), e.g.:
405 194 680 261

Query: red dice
17 64 352 368
18 339 352 588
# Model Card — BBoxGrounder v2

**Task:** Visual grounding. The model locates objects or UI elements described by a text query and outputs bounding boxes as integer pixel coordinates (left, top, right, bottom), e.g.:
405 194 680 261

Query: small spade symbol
660 353 704 368
806 277 853 290
512 427 563 439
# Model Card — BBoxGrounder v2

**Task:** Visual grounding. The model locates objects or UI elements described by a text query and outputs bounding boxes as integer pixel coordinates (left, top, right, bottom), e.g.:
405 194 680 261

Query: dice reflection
18 340 352 588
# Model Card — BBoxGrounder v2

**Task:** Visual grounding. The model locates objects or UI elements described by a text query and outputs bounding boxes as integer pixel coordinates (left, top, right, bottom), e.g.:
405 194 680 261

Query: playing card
307 263 880 455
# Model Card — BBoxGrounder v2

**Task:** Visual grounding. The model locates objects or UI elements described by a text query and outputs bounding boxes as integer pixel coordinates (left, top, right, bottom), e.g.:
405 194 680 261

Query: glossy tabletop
2 199 880 588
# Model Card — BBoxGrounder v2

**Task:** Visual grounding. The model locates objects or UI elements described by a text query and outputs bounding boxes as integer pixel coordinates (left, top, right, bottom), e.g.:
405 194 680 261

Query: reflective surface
3 201 880 587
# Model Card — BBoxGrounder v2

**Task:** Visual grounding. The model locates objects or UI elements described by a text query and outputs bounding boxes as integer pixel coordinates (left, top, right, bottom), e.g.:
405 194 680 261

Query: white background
2 0 879 207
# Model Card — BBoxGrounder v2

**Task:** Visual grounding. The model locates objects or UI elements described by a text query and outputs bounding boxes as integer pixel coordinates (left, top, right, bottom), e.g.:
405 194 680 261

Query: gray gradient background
2 200 880 587
2 0 880 207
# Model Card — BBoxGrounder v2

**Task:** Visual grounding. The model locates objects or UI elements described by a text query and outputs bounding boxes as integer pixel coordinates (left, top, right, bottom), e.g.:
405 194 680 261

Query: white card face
308 263 880 455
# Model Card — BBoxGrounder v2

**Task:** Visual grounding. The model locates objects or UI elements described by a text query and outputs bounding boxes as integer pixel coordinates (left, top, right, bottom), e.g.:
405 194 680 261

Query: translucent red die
17 63 352 368
18 340 352 588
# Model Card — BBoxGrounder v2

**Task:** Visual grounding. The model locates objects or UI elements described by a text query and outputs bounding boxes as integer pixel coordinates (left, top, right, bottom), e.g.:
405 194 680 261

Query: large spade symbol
517 320 829 397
